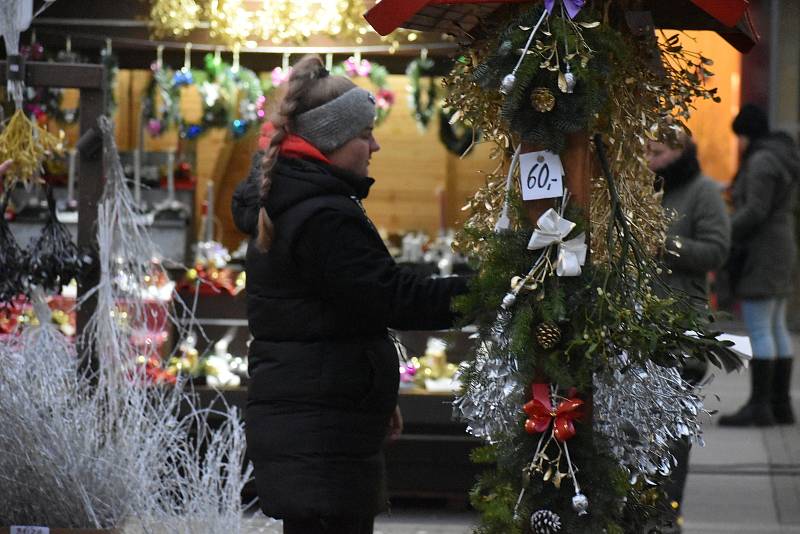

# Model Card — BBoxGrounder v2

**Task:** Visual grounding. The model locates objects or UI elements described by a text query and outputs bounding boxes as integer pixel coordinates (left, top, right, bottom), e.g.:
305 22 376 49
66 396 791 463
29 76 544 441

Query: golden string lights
149 0 414 47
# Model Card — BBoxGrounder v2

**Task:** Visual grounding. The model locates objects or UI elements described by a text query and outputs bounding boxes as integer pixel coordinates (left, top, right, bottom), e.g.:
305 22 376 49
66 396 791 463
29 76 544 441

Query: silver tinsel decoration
593 355 708 483
453 318 523 442
531 509 562 533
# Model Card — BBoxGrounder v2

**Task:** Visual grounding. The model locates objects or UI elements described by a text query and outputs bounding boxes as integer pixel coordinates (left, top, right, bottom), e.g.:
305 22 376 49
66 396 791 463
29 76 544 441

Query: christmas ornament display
446 4 742 530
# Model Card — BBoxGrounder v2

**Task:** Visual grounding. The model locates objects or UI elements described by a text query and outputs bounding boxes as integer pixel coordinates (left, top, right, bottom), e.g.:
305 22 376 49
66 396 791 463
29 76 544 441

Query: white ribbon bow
527 208 587 276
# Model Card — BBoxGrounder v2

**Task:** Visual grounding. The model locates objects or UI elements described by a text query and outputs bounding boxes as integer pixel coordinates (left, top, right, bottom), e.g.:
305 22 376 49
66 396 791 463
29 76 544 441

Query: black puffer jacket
231 154 467 519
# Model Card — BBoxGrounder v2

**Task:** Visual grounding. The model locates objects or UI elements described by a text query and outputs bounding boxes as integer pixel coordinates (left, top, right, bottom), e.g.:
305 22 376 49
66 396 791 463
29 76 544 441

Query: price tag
519 150 564 201
11 527 50 534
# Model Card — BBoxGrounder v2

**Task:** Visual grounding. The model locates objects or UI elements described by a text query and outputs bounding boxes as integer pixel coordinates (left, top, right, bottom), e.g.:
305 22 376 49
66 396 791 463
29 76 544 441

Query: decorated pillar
368 1 751 531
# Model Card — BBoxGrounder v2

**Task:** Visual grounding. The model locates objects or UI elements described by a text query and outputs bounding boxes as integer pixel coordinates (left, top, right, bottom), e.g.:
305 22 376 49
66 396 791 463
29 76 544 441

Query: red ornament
523 382 583 442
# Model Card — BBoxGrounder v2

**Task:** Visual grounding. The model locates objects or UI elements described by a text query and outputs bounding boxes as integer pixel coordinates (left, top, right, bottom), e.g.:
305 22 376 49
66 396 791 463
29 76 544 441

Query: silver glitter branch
0 116 251 531
593 355 709 483
453 315 524 442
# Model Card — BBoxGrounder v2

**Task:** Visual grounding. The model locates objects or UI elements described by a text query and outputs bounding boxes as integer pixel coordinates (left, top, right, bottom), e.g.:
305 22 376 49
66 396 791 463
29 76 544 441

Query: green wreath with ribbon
142 61 182 138
405 57 438 131
179 54 265 140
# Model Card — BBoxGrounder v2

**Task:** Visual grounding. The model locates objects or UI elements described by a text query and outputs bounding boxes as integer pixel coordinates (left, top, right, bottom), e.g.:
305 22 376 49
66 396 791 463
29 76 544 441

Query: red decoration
690 0 747 27
141 356 177 385
523 383 583 442
364 0 757 52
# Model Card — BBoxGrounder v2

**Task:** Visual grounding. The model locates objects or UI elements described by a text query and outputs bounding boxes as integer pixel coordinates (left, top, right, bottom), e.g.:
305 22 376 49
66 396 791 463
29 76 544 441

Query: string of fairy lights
149 0 419 50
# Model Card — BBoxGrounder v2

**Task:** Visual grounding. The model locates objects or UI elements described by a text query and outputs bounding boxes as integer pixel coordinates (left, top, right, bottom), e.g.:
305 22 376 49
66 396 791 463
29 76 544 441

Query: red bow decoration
523 383 583 442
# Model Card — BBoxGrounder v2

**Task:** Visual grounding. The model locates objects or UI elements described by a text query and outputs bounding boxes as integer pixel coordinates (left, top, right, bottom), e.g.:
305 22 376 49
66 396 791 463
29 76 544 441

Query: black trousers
282 516 374 534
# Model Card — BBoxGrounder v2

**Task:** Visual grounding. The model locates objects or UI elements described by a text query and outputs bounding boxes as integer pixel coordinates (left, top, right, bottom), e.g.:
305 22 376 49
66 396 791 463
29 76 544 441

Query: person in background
647 135 731 531
231 55 467 534
719 103 800 427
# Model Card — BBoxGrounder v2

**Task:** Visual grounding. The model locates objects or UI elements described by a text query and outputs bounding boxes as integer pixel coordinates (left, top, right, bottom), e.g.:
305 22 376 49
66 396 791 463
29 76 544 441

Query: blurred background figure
719 103 800 427
647 135 731 531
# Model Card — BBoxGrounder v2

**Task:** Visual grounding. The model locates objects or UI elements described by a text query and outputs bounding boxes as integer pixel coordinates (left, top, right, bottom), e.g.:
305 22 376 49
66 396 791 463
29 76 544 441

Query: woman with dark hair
231 55 467 533
720 103 800 427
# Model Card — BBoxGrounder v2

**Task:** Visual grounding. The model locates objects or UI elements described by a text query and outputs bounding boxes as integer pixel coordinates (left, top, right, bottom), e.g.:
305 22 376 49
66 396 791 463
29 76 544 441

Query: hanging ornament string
558 0 577 93
500 9 549 94
494 145 521 232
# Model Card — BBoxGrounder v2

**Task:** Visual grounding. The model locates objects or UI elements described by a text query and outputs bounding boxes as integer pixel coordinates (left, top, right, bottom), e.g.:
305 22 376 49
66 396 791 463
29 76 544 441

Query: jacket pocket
357 340 400 415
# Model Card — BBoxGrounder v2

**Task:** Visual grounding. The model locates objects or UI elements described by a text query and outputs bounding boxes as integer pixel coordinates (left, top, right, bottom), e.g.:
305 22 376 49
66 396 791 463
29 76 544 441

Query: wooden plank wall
74 70 495 251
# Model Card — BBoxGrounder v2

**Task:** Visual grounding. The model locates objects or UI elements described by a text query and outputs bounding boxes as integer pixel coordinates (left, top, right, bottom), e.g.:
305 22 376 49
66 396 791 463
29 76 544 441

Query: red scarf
258 122 331 164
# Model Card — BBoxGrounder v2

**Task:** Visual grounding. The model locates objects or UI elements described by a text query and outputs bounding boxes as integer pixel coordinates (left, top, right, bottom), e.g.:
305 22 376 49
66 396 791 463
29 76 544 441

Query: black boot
719 359 776 427
772 358 795 425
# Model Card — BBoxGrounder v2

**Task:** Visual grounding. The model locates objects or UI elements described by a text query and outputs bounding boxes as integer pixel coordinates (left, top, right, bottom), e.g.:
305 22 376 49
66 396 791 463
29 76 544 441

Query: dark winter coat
659 150 731 304
231 153 467 520
730 135 800 298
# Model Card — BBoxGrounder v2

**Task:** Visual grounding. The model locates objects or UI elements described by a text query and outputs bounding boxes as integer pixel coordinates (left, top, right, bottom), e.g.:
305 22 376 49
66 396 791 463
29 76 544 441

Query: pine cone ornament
531 509 562 533
530 87 556 112
536 321 561 349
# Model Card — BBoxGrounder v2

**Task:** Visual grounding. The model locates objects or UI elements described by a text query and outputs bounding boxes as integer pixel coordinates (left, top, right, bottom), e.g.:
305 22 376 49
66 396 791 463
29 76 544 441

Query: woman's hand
387 404 403 442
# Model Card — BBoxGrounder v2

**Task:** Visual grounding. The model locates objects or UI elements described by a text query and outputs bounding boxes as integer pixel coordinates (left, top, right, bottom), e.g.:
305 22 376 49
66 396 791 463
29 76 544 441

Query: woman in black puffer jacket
231 55 467 534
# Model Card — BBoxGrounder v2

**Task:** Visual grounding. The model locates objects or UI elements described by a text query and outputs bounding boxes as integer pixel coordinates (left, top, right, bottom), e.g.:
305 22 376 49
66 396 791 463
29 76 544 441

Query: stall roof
364 0 758 52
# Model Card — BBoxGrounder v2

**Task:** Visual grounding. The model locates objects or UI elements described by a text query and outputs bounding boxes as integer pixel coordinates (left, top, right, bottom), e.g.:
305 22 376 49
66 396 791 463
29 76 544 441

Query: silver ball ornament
500 73 516 95
564 65 576 94
572 492 589 516
501 292 516 309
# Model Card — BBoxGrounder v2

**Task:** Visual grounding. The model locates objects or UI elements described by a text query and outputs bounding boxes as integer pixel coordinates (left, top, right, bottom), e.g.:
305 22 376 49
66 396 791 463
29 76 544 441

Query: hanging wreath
17 42 79 126
439 107 477 156
230 66 265 139
405 57 438 131
102 48 120 116
179 54 265 140
142 61 182 137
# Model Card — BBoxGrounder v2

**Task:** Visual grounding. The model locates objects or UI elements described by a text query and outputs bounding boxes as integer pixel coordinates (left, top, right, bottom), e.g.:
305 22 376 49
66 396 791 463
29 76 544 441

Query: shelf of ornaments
0 277 174 356
4 151 197 266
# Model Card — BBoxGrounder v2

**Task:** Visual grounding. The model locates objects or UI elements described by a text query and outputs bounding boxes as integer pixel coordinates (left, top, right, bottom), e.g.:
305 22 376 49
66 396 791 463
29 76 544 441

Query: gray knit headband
292 87 377 153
